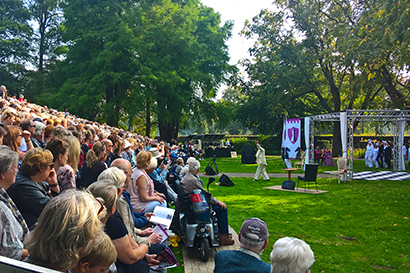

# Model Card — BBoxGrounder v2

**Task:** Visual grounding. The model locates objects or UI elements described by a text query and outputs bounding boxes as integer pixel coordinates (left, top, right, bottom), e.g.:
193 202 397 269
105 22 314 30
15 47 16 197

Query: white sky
200 0 276 97
201 0 275 65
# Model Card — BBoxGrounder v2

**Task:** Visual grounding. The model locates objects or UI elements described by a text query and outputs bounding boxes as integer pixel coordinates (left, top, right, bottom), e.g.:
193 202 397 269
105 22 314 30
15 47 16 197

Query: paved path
182 226 239 273
199 172 330 178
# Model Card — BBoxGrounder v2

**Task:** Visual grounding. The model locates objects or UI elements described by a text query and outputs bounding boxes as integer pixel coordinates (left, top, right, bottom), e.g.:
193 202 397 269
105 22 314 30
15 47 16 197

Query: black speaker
282 180 295 190
205 165 217 175
219 174 234 186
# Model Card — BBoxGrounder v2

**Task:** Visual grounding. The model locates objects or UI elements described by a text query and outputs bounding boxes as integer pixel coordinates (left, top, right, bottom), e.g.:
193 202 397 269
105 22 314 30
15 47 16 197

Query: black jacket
7 172 51 230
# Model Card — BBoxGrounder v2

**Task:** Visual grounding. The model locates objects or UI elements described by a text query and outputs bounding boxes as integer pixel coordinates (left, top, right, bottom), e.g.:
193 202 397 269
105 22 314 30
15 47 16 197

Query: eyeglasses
18 134 23 138
30 125 36 128
95 198 104 215
49 163 54 169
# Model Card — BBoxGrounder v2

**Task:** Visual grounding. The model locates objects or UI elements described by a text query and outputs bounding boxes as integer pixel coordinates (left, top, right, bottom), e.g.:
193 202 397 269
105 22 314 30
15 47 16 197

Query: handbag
282 180 295 190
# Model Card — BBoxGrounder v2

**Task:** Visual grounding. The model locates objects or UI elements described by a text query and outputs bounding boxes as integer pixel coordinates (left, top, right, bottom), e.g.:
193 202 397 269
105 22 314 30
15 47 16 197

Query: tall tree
0 0 32 93
133 0 235 141
239 0 409 155
52 0 140 125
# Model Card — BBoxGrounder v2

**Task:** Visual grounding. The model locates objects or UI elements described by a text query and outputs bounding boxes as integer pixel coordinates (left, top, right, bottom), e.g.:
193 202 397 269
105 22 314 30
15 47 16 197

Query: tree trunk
145 99 151 137
158 119 178 142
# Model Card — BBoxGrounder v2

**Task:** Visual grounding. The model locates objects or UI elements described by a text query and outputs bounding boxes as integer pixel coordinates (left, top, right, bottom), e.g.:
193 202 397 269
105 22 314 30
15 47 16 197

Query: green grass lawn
169 156 410 273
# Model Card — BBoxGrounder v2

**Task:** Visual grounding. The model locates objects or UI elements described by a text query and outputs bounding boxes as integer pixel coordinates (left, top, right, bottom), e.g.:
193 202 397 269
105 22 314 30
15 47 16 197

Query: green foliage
229 138 248 154
236 0 410 151
0 0 32 93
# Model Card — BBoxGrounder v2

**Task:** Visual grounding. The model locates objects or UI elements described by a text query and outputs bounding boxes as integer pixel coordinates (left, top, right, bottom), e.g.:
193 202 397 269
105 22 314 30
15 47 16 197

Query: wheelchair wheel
199 238 210 262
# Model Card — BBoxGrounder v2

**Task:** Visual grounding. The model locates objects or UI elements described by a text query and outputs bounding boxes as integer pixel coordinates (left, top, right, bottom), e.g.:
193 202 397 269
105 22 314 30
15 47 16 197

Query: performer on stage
373 142 379 168
365 139 374 167
253 141 270 181
323 146 336 166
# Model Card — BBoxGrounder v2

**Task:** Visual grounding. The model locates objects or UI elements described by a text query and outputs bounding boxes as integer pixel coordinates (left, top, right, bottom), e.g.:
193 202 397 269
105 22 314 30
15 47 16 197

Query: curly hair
136 151 152 170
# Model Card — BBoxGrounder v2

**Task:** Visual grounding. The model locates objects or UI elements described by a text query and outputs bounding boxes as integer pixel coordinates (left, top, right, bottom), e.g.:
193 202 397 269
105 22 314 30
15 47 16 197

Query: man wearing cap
214 218 271 273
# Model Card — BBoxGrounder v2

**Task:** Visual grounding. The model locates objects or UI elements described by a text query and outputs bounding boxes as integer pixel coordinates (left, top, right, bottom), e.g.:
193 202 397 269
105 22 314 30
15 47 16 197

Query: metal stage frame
307 110 410 181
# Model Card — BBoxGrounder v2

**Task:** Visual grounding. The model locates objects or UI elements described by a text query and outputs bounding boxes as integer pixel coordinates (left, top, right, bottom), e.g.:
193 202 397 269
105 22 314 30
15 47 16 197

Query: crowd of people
0 88 315 273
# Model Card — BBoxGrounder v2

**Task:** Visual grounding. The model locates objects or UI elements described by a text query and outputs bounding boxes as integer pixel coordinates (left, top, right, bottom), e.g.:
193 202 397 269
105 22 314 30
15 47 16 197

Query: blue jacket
214 250 271 273
122 190 149 228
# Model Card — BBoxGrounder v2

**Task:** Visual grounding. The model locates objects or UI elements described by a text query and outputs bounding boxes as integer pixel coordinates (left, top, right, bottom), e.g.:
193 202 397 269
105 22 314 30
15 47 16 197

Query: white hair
34 121 46 136
97 166 126 189
186 157 196 164
188 159 200 172
270 237 315 273
240 235 266 252
147 157 157 170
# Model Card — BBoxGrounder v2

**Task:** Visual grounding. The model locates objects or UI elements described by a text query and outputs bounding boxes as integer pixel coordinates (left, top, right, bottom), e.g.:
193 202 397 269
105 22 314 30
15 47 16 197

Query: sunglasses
49 163 54 169
95 198 104 215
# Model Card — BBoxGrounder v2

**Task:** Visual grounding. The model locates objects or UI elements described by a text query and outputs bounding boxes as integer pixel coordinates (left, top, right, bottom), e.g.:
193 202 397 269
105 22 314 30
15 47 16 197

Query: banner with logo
282 118 301 159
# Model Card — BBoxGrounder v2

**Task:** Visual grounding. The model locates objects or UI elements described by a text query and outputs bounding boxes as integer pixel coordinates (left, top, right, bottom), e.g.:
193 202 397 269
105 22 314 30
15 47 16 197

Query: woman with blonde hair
129 151 166 213
78 141 107 189
24 190 103 272
88 180 151 273
6 148 60 229
3 125 33 160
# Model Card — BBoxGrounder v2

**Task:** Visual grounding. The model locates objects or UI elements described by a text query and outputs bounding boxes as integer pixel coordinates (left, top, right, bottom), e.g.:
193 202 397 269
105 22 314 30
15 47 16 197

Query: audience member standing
214 218 271 273
365 140 374 167
323 146 336 166
254 141 270 181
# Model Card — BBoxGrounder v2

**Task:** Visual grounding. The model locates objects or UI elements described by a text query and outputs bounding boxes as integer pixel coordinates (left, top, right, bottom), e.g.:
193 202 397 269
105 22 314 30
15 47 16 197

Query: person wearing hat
365 139 374 167
270 237 315 273
214 218 271 272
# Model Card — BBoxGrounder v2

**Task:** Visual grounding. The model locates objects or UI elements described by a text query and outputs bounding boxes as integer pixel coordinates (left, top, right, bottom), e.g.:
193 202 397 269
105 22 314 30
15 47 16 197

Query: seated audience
77 141 107 189
18 119 35 152
0 126 5 144
270 237 315 273
98 163 162 246
24 190 103 272
147 156 177 204
71 233 117 273
1 108 16 126
214 218 271 273
180 159 234 245
0 146 29 260
7 148 60 229
88 181 153 273
129 151 166 213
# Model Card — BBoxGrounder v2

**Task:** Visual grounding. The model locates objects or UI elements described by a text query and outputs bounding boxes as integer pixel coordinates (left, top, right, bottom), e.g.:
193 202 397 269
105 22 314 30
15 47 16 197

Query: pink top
129 168 154 213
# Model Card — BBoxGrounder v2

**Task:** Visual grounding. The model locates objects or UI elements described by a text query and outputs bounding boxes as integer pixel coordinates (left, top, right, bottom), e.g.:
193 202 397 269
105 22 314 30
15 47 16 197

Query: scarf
0 185 29 239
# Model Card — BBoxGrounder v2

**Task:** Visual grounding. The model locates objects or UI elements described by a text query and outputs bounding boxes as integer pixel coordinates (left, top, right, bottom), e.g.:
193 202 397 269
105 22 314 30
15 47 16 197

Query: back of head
188 159 200 172
78 233 117 269
239 218 269 253
45 137 69 163
87 181 117 219
65 135 81 172
136 150 152 169
25 190 103 271
97 166 126 189
52 126 68 138
270 237 315 273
